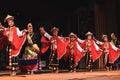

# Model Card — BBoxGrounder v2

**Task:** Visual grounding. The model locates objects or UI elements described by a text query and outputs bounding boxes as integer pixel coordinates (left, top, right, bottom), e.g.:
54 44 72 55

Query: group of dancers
0 14 120 76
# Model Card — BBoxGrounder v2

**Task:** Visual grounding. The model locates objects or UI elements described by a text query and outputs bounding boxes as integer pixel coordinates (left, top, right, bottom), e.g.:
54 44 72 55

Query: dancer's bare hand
39 27 45 34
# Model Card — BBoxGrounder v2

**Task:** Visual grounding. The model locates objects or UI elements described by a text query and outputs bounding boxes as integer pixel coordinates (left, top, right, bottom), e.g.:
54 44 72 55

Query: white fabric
44 32 52 40
44 32 65 41
96 40 118 51
17 28 23 37
94 41 100 51
110 42 119 51
4 28 7 30
96 40 103 45
77 38 84 43
76 42 83 52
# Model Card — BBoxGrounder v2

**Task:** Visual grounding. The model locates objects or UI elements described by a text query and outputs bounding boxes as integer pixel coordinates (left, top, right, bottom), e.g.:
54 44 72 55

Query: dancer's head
5 15 15 27
69 32 77 42
102 34 108 42
111 33 117 40
86 31 93 40
27 23 33 33
51 27 59 36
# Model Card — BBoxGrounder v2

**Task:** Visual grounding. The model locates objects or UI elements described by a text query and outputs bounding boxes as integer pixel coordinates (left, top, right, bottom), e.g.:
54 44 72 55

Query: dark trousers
68 54 76 71
48 50 59 70
86 51 93 71
11 56 19 71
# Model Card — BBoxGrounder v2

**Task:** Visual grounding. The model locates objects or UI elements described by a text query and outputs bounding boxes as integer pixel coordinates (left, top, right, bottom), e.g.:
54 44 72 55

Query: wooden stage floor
0 70 120 80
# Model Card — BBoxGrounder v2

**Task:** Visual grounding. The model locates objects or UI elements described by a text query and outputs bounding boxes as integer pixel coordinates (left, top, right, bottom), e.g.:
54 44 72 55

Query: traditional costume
77 32 102 71
20 23 40 74
96 34 120 70
0 15 26 75
64 33 84 72
40 27 67 73
110 33 120 70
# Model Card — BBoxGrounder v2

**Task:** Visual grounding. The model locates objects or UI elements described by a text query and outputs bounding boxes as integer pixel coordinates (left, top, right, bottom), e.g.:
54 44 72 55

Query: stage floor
0 70 120 80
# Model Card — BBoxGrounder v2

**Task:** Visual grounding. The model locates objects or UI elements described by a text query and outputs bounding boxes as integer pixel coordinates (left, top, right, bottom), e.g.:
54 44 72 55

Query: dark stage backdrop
94 0 118 69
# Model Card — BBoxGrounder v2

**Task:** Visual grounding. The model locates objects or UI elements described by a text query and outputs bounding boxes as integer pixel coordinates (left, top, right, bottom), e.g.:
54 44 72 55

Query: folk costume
20 23 40 74
96 35 120 71
110 33 120 70
40 27 67 73
0 15 26 76
64 33 84 72
77 32 102 71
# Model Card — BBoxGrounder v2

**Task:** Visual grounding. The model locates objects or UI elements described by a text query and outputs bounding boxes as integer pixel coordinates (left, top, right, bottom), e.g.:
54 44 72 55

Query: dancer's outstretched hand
39 27 46 34
22 29 28 33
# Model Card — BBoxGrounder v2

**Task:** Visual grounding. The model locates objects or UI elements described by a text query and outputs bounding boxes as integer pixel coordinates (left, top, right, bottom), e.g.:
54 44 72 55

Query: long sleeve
77 38 84 43
16 28 23 37
76 42 84 52
110 42 119 51
94 41 100 51
96 40 103 45
44 32 52 40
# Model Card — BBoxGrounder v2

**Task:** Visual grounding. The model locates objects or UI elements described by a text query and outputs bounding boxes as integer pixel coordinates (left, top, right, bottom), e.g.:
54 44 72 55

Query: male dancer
40 27 67 73
0 15 27 76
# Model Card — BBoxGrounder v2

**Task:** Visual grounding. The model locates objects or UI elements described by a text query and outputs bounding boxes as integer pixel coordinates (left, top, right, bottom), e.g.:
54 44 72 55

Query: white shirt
96 40 119 51
77 38 84 43
16 28 23 37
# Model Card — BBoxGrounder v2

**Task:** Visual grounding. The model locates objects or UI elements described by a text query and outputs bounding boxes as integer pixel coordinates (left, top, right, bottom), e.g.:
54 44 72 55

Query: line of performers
0 15 120 76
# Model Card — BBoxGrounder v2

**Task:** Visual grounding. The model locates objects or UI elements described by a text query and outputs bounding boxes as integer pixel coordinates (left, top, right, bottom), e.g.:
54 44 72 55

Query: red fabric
101 42 120 63
83 40 102 62
20 64 38 70
40 36 68 59
56 36 68 59
64 41 84 66
74 42 84 65
41 36 50 54
77 39 84 48
4 26 26 57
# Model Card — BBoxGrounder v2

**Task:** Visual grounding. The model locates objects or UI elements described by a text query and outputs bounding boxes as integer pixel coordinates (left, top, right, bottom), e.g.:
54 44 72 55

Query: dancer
40 27 67 73
21 23 40 74
96 34 120 71
0 15 26 76
77 32 102 72
64 33 84 72
110 33 120 70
